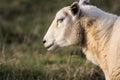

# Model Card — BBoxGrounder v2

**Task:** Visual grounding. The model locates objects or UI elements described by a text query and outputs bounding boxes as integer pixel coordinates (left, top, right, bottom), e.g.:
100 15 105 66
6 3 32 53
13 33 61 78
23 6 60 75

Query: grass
0 52 105 80
0 0 120 80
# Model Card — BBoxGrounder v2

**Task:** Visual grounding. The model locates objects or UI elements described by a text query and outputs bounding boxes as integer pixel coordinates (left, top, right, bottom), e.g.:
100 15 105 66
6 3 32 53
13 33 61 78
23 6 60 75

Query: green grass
0 52 104 80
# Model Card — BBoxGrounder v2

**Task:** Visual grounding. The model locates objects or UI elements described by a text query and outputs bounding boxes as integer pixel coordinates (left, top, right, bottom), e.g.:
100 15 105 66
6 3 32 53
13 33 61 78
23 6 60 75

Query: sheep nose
43 39 46 44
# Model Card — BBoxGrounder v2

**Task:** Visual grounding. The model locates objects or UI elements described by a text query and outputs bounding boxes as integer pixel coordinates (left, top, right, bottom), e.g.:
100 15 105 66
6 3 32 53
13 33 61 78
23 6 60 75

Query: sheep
43 0 120 80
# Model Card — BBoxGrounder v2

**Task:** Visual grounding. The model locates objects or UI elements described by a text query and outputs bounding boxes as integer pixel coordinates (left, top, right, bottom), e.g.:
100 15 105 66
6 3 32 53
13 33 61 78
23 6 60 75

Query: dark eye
57 18 64 23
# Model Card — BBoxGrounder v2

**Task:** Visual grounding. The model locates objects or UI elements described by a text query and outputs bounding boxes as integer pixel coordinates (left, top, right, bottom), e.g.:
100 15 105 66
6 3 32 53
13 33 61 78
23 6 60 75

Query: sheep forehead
56 7 70 19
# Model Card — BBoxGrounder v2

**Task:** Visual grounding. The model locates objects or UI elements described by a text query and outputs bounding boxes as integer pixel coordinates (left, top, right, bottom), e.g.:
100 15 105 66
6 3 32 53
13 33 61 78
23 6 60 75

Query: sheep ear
70 2 79 15
79 0 90 5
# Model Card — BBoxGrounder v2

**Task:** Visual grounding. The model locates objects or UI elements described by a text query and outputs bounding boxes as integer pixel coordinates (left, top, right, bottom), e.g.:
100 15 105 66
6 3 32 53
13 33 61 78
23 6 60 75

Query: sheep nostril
43 40 46 44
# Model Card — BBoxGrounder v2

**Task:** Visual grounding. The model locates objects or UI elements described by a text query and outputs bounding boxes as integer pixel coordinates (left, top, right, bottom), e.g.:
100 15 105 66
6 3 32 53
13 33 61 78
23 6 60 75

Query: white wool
80 5 118 34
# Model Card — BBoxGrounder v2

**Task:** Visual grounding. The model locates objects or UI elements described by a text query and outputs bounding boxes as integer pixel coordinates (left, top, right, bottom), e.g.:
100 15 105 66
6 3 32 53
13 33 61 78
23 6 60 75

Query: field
0 0 120 80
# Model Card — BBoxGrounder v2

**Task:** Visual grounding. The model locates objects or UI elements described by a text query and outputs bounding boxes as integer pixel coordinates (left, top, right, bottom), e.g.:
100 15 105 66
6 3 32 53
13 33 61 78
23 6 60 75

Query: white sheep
43 0 120 80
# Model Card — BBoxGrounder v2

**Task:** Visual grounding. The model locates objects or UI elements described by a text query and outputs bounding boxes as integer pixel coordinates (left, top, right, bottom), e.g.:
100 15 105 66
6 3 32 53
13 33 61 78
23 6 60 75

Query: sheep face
43 2 84 51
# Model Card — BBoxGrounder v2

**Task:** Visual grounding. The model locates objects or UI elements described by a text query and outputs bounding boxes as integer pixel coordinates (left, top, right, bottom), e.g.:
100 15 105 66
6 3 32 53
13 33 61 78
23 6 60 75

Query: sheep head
43 2 85 51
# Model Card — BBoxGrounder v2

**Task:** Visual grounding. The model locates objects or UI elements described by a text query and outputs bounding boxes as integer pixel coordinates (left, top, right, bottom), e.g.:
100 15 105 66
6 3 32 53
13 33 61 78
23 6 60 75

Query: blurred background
0 0 120 80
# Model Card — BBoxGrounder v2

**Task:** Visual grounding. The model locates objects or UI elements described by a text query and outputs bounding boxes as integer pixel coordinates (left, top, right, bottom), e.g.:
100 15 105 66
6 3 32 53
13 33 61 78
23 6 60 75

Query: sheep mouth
46 43 54 49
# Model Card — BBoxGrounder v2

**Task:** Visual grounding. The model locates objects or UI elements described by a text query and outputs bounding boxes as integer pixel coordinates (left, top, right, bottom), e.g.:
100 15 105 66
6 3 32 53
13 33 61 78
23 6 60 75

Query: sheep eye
57 18 64 23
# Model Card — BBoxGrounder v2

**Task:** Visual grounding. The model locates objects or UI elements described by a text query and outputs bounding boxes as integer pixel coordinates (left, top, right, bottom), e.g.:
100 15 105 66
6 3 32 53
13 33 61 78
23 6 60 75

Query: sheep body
43 2 120 80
